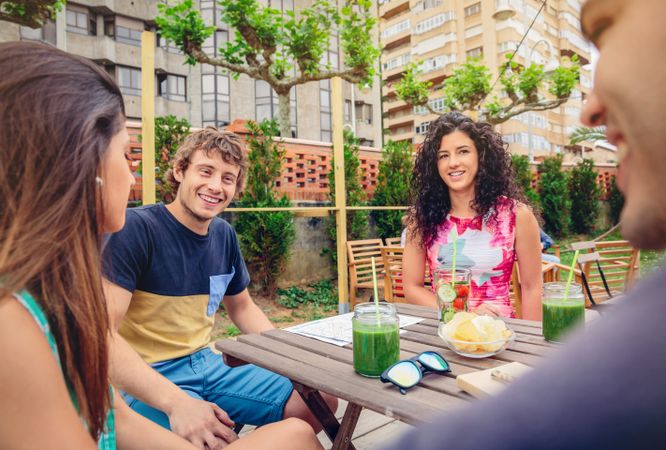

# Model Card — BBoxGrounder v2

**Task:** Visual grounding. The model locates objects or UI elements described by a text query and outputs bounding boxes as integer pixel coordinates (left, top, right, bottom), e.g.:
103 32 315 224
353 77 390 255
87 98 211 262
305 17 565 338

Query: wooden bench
347 239 385 306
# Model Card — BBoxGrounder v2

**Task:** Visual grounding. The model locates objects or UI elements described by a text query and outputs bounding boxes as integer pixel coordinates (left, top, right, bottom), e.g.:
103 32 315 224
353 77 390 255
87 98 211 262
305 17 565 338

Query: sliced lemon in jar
436 283 457 303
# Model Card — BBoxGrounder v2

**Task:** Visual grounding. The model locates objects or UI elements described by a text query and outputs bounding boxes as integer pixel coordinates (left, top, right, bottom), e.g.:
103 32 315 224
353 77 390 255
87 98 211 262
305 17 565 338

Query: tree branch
185 42 264 79
488 97 569 124
279 66 367 90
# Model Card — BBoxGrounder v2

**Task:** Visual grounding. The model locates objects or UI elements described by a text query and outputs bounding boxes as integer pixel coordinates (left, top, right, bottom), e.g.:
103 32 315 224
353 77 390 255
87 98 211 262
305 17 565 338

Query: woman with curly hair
403 112 542 319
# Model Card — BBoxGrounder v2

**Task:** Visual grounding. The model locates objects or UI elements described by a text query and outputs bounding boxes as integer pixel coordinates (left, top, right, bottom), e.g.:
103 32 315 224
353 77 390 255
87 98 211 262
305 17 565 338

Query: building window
320 80 332 142
116 26 142 46
20 19 56 45
466 46 483 59
415 121 431 135
202 30 229 57
158 74 187 102
200 0 232 128
202 73 230 127
117 66 141 96
464 2 481 17
414 12 454 35
66 6 94 35
464 24 482 38
381 19 410 39
157 33 182 54
355 103 373 125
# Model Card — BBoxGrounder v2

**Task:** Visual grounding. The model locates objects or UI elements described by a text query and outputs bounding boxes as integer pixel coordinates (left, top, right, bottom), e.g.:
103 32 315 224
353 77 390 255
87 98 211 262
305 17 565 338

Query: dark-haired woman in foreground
0 41 322 450
404 112 542 320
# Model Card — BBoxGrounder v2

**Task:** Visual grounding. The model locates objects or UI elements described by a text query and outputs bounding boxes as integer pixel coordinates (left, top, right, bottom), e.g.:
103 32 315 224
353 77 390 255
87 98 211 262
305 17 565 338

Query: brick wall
126 121 381 203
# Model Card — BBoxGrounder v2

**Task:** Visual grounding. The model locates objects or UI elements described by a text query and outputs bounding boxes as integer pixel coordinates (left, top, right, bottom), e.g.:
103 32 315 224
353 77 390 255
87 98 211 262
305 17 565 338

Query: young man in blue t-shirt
103 128 336 449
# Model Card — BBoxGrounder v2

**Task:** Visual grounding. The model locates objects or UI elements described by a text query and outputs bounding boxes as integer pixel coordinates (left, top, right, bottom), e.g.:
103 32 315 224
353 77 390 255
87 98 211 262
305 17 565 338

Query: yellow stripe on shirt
119 290 213 364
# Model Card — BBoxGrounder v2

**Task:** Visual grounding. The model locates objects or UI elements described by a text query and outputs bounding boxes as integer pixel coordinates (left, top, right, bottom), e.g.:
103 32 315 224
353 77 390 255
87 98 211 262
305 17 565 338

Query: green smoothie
352 322 400 377
542 299 585 342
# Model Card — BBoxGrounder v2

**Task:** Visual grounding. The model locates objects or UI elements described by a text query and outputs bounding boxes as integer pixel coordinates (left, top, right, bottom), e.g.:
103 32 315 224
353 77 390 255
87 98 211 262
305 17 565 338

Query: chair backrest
573 240 640 303
511 260 560 319
384 237 402 247
381 246 405 302
346 239 385 286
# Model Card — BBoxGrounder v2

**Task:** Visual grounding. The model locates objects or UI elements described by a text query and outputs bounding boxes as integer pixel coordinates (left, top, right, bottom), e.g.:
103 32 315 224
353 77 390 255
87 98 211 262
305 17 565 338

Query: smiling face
437 130 479 195
580 0 666 249
171 149 240 232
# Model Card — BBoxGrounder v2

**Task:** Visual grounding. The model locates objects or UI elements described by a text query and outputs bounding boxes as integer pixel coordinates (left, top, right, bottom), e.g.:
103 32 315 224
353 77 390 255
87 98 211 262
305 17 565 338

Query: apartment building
379 0 599 162
0 0 382 146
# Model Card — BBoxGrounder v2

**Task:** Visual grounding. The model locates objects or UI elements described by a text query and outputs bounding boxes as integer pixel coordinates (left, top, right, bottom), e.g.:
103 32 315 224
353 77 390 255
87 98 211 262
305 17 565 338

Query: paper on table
284 312 424 346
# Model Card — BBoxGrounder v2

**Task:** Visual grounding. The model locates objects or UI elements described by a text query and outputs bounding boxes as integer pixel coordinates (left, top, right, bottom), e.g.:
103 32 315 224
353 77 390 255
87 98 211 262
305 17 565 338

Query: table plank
264 330 483 394
239 333 468 399
217 337 467 424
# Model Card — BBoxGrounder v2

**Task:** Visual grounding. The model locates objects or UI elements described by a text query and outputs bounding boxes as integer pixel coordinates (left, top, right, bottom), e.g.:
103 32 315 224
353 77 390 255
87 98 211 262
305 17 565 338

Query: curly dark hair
409 112 525 248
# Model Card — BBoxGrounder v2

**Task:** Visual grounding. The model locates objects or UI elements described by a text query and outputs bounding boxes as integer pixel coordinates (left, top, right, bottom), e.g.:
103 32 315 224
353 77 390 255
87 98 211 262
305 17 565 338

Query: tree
511 154 540 209
370 140 413 239
154 115 191 203
538 155 570 237
608 174 624 225
395 55 580 125
234 120 295 296
568 159 600 234
569 126 607 145
0 0 64 28
156 0 380 137
326 130 368 261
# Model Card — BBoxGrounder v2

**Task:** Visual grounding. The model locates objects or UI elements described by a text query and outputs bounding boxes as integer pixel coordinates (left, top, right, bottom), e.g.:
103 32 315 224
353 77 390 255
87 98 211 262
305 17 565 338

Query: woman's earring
95 176 104 187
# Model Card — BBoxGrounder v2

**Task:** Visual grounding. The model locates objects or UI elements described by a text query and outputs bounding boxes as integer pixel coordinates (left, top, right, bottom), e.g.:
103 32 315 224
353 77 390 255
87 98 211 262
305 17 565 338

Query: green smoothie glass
542 282 585 342
352 303 400 378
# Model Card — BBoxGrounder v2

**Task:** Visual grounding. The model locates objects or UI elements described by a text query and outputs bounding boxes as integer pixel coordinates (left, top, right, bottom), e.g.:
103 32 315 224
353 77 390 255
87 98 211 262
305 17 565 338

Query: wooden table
215 303 559 450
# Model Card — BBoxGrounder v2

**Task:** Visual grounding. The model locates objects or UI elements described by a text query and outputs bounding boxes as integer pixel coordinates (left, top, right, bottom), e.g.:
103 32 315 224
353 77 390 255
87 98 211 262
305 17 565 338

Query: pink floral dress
426 197 517 318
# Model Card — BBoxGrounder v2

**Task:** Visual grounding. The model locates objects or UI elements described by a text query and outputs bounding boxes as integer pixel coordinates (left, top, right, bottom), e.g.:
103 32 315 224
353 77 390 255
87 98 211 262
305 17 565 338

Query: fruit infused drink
434 268 471 323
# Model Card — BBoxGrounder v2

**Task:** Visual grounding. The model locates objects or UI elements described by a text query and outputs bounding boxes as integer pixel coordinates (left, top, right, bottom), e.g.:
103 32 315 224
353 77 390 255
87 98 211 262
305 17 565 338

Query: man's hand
167 396 238 449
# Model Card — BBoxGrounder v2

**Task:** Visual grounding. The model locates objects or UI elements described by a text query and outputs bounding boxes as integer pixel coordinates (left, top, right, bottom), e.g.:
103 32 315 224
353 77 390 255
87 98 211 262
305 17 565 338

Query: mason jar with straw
352 257 400 377
542 250 585 342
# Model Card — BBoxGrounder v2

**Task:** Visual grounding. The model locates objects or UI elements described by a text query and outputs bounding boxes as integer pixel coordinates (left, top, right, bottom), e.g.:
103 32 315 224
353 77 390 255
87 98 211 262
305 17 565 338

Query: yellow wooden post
332 77 349 314
141 31 156 205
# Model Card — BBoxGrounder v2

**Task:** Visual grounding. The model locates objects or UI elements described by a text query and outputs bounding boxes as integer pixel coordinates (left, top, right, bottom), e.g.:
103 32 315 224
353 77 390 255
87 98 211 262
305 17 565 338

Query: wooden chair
381 246 405 302
382 247 433 304
384 237 402 247
347 239 385 306
572 240 640 306
511 260 559 319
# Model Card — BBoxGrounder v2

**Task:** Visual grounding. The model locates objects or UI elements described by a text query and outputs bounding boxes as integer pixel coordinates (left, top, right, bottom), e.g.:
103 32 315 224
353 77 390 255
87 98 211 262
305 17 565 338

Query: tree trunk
277 92 292 138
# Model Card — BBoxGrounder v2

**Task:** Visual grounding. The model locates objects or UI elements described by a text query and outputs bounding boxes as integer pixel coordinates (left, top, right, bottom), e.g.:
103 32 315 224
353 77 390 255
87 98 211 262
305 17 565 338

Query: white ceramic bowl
438 328 516 359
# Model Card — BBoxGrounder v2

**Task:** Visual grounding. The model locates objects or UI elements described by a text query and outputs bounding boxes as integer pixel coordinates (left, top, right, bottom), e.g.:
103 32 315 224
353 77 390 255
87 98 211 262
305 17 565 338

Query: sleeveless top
425 197 517 318
14 290 116 449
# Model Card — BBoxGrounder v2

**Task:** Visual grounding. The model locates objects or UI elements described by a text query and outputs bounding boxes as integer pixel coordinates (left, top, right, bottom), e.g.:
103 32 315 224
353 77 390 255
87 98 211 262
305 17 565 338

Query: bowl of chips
438 312 515 358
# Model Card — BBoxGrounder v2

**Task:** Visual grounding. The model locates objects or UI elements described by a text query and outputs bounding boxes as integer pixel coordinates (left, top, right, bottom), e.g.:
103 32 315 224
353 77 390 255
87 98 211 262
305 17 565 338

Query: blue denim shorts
121 347 293 428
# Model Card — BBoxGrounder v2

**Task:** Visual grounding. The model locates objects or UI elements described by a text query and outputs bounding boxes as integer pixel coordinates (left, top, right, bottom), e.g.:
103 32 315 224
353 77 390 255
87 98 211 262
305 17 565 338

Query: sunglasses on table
380 351 451 394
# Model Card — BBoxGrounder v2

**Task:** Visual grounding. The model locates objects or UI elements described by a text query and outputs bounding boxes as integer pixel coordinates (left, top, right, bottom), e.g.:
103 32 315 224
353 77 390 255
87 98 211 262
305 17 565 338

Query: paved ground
239 399 413 449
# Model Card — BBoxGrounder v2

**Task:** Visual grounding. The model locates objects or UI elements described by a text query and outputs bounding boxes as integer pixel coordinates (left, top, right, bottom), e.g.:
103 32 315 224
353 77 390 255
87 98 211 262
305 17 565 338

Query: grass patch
276 280 338 311
222 325 241 338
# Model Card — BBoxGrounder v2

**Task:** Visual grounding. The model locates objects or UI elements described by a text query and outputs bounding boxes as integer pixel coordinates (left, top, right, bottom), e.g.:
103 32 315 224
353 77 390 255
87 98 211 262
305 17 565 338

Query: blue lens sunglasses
380 351 451 394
